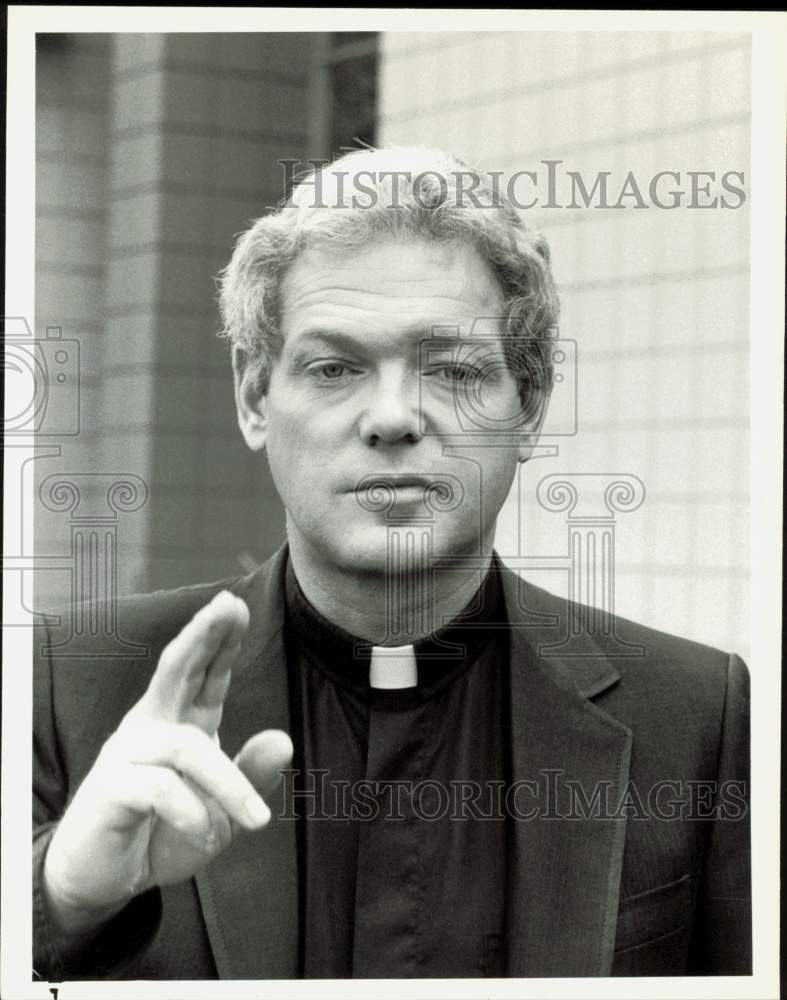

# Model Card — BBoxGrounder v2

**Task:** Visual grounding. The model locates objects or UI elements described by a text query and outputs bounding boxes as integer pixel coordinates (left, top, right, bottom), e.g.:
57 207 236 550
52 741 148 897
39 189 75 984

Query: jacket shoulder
40 571 257 660
501 565 746 726
509 568 739 670
504 569 749 782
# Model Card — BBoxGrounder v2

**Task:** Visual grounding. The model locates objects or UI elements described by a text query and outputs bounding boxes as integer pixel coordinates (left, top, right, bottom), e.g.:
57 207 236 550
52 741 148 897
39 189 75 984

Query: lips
351 474 435 513
350 473 464 514
352 474 433 492
384 475 432 489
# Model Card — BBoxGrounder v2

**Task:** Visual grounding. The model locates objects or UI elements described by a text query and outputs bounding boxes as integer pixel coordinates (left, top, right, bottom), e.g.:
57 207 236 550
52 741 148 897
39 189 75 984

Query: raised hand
42 590 293 937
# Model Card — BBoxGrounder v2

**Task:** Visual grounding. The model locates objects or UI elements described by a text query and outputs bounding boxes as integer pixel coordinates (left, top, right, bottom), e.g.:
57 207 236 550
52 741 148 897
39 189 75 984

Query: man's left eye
430 364 482 383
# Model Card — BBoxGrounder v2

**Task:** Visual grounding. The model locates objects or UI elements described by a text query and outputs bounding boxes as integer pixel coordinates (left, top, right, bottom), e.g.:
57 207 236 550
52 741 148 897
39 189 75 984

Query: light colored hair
218 146 559 396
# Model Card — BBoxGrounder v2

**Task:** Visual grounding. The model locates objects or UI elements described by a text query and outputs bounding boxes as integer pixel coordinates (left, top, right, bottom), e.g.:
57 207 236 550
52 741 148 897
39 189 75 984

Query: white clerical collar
369 644 418 690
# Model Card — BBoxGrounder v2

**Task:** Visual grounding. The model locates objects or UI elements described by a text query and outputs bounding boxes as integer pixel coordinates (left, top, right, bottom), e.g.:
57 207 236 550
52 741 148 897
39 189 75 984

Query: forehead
278 238 505 347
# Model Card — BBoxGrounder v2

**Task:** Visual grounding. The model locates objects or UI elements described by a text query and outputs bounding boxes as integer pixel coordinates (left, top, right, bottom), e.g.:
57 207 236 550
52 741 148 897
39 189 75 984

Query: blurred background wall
34 30 750 659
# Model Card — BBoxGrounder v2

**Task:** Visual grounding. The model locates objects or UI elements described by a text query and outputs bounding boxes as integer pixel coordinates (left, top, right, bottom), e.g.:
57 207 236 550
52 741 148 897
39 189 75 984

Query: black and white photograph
2 7 784 999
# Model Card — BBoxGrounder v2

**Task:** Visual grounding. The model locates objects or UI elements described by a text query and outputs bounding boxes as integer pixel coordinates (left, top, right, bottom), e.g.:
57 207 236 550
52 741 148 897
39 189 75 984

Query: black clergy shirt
283 558 511 978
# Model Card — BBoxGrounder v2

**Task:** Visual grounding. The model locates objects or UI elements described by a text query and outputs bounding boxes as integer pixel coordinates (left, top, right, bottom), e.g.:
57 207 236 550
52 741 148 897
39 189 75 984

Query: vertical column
99 35 166 594
537 474 646 656
103 34 315 594
355 474 466 650
386 524 435 644
39 473 149 656
567 518 616 637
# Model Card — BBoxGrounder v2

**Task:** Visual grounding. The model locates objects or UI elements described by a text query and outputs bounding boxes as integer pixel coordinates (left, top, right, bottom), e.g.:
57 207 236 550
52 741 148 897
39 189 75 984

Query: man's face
236 237 543 575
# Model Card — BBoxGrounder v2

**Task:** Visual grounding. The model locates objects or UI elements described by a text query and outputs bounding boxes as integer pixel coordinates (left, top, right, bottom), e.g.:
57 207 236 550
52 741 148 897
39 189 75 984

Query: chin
322 520 485 576
326 529 420 576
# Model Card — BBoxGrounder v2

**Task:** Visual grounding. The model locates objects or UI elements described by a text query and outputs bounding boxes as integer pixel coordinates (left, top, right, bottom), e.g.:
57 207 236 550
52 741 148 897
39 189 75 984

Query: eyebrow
289 326 473 355
289 329 368 354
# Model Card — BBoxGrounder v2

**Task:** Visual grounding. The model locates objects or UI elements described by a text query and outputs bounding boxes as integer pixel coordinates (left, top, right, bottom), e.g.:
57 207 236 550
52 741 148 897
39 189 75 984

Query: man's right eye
308 361 355 383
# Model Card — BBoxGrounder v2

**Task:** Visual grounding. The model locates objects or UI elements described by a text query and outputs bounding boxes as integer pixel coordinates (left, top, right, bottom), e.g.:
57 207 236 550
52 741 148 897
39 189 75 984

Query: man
33 147 751 981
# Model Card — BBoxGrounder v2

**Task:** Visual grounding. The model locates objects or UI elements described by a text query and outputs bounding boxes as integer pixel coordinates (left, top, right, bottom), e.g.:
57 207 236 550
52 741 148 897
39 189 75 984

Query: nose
359 370 422 447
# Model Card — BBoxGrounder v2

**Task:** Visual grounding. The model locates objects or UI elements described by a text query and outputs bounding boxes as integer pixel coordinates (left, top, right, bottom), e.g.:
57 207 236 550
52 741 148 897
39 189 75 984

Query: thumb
234 729 293 801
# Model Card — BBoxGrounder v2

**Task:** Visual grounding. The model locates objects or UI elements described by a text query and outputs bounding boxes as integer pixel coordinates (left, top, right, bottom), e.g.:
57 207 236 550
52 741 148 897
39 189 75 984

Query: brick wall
379 31 751 658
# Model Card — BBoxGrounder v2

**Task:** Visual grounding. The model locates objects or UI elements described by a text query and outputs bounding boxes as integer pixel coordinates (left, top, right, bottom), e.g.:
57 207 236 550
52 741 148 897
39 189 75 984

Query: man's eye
430 364 483 383
311 361 351 382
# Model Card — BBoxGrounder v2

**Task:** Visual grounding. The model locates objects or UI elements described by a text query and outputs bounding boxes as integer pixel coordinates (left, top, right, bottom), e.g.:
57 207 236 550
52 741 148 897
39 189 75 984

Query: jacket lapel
501 567 632 977
192 551 632 978
195 546 299 979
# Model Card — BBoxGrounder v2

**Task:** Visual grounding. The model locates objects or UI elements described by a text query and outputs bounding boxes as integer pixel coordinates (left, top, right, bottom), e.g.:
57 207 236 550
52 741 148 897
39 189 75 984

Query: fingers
235 729 294 800
198 639 237 709
144 591 250 721
106 764 215 848
197 594 249 709
108 720 270 830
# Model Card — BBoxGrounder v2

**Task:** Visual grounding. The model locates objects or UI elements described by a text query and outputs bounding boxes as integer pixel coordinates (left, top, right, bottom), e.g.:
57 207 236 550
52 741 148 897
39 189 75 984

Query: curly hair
218 146 560 397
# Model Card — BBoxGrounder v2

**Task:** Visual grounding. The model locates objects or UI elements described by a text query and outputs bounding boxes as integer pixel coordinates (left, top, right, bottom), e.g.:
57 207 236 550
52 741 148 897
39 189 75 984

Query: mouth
351 474 434 511
350 473 464 515
352 474 432 493
386 475 432 489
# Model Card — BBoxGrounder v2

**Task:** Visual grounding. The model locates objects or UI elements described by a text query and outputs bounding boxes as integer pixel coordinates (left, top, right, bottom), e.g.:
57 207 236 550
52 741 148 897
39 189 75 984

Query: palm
43 592 290 928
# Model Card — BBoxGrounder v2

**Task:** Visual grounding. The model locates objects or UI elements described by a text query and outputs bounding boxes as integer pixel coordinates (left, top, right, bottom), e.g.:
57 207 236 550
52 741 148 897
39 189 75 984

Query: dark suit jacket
33 546 751 980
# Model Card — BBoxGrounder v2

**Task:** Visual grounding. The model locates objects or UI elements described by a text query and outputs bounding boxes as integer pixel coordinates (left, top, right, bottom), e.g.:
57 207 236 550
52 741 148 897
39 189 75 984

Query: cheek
263 406 335 498
463 450 519 516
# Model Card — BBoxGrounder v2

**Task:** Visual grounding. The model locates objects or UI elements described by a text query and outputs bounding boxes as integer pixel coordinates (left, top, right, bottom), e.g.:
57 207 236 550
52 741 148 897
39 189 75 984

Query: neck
287 532 494 645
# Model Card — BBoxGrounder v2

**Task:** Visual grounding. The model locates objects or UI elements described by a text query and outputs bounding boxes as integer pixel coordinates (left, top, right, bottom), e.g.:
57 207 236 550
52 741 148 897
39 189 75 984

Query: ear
516 383 551 463
232 347 268 452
